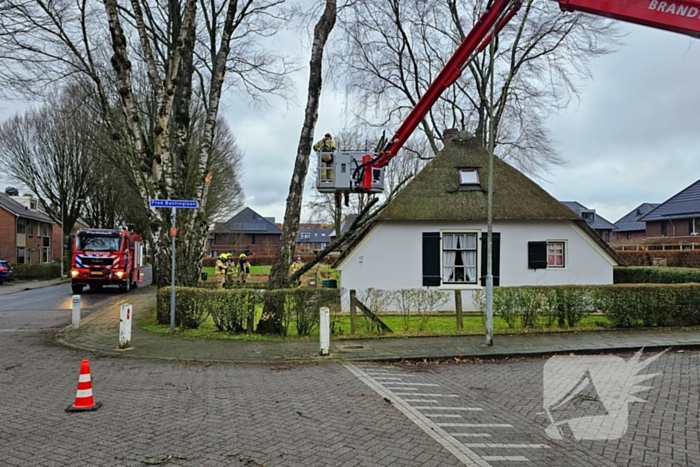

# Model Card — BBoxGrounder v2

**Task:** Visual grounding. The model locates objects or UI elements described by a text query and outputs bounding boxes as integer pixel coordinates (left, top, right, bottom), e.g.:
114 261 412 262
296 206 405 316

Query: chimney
442 128 459 145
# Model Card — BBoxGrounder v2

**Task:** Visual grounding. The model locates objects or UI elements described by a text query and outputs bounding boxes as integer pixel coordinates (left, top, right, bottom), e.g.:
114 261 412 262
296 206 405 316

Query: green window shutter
480 232 501 286
528 241 548 269
422 232 441 287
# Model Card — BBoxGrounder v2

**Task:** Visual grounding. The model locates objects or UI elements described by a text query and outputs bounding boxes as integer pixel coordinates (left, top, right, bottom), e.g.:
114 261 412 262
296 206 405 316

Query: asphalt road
0 267 152 331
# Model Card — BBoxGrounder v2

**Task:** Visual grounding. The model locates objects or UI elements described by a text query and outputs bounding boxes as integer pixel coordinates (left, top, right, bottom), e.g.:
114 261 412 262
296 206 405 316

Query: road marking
393 387 418 391
371 377 403 381
465 444 549 449
426 414 462 418
438 423 513 428
413 407 483 411
366 373 418 377
453 433 492 438
482 456 529 462
404 399 438 403
383 382 440 386
345 363 493 467
394 393 459 397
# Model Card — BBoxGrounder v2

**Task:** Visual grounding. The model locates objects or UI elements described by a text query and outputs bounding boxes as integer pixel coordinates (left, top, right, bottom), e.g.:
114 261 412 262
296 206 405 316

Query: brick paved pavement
57 287 700 364
4 285 700 466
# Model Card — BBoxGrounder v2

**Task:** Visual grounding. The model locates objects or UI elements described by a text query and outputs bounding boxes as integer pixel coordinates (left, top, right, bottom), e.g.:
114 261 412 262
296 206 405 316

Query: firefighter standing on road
237 253 251 284
314 133 336 181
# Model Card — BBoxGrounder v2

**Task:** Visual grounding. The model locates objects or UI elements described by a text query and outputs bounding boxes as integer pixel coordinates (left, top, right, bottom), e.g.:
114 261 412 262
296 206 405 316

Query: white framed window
459 168 479 186
42 247 50 263
442 233 478 284
547 241 565 268
300 232 310 239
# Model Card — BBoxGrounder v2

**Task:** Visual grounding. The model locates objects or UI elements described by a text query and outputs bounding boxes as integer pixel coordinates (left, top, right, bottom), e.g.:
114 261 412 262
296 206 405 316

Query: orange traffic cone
65 359 102 412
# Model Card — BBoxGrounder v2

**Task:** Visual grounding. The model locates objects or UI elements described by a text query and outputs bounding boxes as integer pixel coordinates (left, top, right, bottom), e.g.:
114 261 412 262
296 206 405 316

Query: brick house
561 201 616 243
209 207 282 257
639 179 700 240
611 203 659 243
295 225 333 254
0 192 58 264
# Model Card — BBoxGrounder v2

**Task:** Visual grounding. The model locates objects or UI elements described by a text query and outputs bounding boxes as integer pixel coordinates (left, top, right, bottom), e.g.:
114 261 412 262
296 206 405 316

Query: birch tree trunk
257 0 337 335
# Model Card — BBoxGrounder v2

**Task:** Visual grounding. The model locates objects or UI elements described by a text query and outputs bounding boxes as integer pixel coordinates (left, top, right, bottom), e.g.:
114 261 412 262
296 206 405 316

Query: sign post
149 199 200 334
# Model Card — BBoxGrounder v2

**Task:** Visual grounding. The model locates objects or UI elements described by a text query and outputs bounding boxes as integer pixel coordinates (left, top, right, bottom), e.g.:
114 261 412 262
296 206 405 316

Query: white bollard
72 295 81 329
119 303 133 349
319 306 330 356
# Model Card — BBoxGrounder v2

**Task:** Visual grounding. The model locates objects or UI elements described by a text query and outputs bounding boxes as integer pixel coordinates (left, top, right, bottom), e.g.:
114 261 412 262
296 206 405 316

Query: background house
209 207 282 257
639 179 700 240
561 201 617 242
612 203 659 243
335 131 621 311
0 192 58 264
295 225 333 255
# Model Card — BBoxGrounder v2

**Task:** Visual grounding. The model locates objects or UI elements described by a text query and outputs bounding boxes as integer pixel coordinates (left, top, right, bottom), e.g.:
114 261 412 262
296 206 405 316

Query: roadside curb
55 325 700 366
0 278 70 296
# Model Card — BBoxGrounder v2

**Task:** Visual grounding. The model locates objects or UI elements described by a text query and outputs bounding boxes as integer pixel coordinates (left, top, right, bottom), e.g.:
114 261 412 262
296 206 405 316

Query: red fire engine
316 0 700 193
68 229 144 294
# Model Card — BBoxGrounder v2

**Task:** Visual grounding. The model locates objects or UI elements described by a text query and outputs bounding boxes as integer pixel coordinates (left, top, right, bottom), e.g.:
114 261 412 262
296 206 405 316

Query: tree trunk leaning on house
258 0 338 335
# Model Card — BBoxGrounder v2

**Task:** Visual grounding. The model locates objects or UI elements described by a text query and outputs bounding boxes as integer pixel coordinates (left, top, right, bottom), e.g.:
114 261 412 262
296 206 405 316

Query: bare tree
334 0 622 174
258 0 337 335
0 85 95 235
0 0 289 287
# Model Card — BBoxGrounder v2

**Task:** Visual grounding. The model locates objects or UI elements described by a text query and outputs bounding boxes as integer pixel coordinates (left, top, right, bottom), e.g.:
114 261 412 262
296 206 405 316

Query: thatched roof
334 132 625 267
378 133 579 222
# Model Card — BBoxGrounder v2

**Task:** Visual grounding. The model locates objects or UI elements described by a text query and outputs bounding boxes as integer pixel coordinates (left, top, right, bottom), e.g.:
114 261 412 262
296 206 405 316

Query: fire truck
67 229 144 294
317 0 700 193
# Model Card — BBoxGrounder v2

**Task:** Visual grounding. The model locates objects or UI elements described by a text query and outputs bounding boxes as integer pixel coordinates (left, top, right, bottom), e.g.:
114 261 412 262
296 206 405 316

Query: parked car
0 260 15 285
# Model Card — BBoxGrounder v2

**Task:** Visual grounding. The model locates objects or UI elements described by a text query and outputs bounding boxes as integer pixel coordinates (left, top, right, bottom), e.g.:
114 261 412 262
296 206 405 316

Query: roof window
459 168 480 186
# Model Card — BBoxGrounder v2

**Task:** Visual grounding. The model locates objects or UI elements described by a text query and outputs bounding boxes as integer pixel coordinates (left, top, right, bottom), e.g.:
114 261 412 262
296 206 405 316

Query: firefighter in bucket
314 132 336 181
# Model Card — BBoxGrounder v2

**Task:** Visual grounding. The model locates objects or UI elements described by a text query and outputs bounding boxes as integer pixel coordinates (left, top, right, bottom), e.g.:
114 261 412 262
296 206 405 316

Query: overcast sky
1 20 699 226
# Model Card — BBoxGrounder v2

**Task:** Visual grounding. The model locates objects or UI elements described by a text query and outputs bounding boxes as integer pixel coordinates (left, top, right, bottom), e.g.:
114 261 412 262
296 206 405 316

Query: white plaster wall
337 220 615 311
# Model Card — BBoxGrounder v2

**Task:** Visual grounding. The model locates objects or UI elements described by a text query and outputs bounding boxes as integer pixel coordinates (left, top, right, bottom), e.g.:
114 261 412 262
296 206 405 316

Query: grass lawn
139 305 614 341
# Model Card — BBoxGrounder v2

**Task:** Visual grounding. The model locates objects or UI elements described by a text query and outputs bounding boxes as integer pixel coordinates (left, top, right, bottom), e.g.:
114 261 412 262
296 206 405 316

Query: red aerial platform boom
355 0 700 191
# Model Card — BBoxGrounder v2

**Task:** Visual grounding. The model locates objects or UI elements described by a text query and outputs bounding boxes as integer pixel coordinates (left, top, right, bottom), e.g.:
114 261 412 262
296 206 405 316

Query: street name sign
149 199 199 209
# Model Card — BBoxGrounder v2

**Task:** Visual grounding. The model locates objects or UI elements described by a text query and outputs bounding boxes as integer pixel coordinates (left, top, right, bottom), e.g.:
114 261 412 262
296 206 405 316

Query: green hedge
10 263 62 280
156 287 340 335
614 266 700 284
481 284 700 329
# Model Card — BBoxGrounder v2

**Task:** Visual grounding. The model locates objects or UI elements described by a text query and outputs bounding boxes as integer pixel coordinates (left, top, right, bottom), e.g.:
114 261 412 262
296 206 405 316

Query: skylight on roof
459 168 479 185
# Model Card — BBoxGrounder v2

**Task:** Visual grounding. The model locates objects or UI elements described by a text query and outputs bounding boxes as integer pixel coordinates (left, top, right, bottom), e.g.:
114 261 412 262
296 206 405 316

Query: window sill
439 283 481 290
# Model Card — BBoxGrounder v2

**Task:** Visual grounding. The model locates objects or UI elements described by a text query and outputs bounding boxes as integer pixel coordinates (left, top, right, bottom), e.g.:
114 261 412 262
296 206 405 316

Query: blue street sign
149 199 199 209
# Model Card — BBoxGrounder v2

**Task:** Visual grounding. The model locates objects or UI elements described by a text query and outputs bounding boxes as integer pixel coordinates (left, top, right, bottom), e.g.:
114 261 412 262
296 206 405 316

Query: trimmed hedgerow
614 266 700 284
156 286 340 334
11 263 61 280
478 284 700 329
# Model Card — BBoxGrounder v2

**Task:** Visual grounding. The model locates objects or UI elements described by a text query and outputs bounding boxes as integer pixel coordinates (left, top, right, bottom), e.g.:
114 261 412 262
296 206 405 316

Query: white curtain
443 234 455 282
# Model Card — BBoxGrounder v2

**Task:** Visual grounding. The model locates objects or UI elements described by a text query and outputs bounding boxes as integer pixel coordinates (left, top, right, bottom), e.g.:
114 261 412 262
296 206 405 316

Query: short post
349 289 357 335
72 295 81 329
319 306 330 356
119 303 133 349
455 290 463 331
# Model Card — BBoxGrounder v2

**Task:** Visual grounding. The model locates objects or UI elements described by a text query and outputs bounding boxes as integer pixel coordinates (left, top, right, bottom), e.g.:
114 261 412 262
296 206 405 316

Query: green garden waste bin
201 272 208 281
321 279 337 289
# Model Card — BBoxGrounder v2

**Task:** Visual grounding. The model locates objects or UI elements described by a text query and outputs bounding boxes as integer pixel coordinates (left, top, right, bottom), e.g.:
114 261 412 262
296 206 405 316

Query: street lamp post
61 208 65 278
